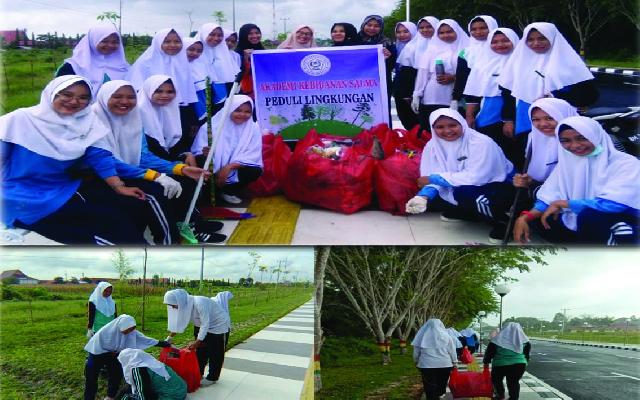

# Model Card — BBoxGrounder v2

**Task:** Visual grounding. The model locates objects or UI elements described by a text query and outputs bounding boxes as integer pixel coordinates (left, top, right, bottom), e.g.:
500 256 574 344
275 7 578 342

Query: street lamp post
494 283 511 329
478 311 486 353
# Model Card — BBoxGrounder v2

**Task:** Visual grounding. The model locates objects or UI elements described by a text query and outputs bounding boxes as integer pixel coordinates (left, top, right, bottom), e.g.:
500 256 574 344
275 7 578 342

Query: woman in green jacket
483 322 531 400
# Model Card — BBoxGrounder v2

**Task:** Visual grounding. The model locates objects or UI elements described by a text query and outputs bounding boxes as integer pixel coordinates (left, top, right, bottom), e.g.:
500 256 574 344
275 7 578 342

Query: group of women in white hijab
82 283 234 399
400 15 638 245
412 319 530 400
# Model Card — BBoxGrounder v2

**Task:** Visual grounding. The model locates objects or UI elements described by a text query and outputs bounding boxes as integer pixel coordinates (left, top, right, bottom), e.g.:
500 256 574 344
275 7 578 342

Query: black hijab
236 23 265 56
331 22 362 46
358 15 390 45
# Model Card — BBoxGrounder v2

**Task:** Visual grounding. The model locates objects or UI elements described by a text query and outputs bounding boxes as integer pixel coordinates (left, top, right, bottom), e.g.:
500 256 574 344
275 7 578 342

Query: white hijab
224 30 242 69
183 37 208 92
197 23 223 82
88 281 116 317
127 28 197 105
92 80 143 165
459 328 478 337
395 21 417 65
463 28 519 98
192 95 263 182
491 322 528 353
164 289 195 334
137 74 182 150
417 19 469 71
411 318 452 349
464 15 499 68
213 29 241 83
447 327 463 348
498 22 594 104
118 348 170 394
0 75 108 161
411 17 440 67
84 315 159 354
537 116 640 230
525 98 578 182
420 108 514 204
64 26 130 94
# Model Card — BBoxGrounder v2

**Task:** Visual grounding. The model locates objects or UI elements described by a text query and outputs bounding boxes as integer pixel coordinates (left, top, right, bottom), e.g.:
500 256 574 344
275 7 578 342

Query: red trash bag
282 129 375 214
159 347 201 393
448 366 493 398
245 133 292 197
460 347 474 364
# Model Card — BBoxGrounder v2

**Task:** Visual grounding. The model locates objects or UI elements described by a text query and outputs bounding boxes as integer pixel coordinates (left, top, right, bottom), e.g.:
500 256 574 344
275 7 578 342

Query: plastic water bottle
435 59 445 77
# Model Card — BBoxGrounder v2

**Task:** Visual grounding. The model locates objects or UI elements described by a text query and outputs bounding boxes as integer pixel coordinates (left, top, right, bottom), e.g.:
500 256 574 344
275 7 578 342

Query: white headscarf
464 15 499 68
395 21 417 64
127 28 197 105
213 29 241 83
137 74 182 150
164 289 195 334
183 37 208 92
537 116 640 230
277 25 318 49
418 19 469 70
0 75 108 161
447 327 463 348
92 80 143 165
463 28 519 98
64 26 130 94
191 95 263 183
498 22 594 104
224 30 242 70
197 23 223 82
411 318 452 349
84 314 159 355
420 108 514 204
118 348 170 394
491 322 528 353
88 281 116 317
459 328 478 337
411 17 439 67
525 98 578 182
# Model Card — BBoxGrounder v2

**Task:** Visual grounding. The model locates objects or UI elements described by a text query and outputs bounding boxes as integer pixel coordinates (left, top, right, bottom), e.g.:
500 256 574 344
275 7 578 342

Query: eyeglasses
55 92 92 104
296 31 312 37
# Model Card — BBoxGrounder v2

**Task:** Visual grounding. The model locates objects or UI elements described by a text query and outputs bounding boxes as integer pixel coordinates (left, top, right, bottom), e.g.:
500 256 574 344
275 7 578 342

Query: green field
0 283 312 400
279 119 364 139
317 336 423 400
528 330 640 345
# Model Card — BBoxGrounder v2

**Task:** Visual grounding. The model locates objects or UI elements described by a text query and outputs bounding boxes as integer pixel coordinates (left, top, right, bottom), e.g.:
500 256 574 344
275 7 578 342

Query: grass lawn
280 119 364 139
528 330 640 345
587 56 640 69
317 336 424 400
0 284 311 400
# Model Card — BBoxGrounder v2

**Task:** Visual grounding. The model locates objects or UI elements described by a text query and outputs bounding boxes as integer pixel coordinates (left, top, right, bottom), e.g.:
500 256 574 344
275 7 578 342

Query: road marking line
611 372 640 381
561 359 577 364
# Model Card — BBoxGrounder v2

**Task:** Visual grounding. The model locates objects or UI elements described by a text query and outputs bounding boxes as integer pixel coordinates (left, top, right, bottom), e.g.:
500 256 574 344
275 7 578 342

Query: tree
1 277 19 285
212 11 227 25
112 249 135 281
565 0 617 58
314 246 331 391
259 265 268 283
351 103 371 125
97 11 121 32
614 0 640 30
186 10 195 34
53 277 64 284
301 104 316 120
327 104 344 120
247 251 261 280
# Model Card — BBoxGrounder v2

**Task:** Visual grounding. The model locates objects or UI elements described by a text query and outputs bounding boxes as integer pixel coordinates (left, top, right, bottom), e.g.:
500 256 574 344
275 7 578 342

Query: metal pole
406 0 410 21
499 296 504 329
272 0 277 40
199 246 204 291
141 247 147 331
119 0 122 34
232 0 236 31
281 17 290 36
478 317 482 353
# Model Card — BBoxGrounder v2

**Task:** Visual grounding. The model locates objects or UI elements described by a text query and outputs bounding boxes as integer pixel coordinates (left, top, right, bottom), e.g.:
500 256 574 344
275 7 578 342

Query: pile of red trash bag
448 365 493 398
251 124 431 215
159 347 201 392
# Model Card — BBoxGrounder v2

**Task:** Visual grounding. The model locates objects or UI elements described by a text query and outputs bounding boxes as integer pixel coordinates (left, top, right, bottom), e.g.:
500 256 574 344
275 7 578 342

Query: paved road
527 339 640 400
592 71 640 108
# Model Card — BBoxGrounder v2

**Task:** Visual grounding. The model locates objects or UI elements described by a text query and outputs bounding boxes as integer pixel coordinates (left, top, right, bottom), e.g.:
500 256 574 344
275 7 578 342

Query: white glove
406 196 428 214
86 329 94 338
411 96 421 113
155 173 182 199
164 335 173 344
450 100 459 110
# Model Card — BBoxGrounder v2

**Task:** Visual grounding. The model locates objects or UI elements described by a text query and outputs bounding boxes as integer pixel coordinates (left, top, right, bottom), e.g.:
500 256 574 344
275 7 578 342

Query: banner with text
251 45 389 139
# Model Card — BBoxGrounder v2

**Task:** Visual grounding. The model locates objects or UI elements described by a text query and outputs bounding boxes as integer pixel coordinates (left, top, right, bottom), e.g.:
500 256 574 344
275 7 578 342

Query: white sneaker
222 194 242 204
200 377 216 387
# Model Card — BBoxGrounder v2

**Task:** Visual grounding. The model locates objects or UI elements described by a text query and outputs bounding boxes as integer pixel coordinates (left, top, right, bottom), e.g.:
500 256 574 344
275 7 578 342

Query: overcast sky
1 247 314 282
1 0 398 39
483 248 640 324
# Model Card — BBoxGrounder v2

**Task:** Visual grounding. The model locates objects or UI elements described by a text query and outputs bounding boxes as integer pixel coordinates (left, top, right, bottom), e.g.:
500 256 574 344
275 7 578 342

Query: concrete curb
589 66 640 76
531 337 639 351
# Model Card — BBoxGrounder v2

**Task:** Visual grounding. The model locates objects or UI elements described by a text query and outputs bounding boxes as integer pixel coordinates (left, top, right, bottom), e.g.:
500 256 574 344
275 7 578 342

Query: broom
177 76 241 243
502 144 533 245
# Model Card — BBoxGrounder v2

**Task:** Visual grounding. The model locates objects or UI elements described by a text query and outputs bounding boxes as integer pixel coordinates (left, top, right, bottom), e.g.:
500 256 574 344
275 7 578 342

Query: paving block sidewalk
187 299 314 400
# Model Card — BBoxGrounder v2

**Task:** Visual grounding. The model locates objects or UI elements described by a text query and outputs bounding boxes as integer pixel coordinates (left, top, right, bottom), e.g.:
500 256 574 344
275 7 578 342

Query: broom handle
183 78 241 225
502 144 533 245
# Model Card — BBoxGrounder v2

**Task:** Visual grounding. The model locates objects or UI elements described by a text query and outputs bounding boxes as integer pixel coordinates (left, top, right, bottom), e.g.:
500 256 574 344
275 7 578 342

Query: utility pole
199 246 204 291
232 0 236 31
141 247 147 331
118 0 122 34
272 0 277 40
281 17 290 37
561 308 574 335
406 0 410 21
